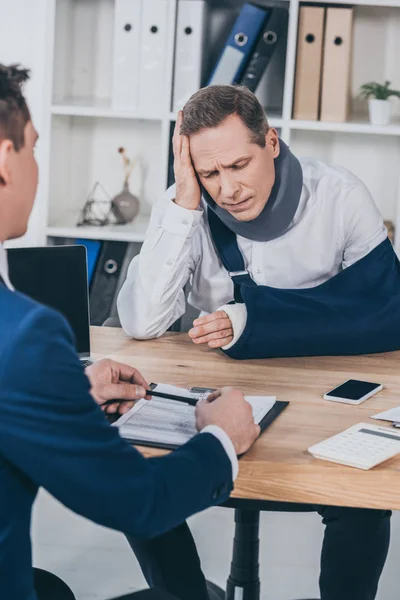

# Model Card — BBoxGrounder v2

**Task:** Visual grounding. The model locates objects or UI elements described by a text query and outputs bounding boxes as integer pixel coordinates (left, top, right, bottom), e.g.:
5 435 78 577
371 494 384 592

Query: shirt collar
0 244 15 291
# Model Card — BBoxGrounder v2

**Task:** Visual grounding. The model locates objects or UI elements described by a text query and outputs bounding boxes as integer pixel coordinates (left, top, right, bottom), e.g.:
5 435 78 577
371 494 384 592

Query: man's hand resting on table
85 358 150 415
196 388 260 455
189 310 234 348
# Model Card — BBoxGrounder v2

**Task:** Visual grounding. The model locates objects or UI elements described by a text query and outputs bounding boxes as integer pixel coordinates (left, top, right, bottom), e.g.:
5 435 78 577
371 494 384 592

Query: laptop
8 245 93 366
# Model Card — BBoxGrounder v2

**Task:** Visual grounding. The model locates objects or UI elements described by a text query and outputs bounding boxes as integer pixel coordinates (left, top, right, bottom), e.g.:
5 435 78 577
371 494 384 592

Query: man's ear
0 139 14 186
265 128 280 159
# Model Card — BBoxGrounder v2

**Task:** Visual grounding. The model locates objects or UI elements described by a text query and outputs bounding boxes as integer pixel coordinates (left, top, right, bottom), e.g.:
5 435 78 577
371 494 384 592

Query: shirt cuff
200 425 239 481
219 303 248 350
161 199 203 238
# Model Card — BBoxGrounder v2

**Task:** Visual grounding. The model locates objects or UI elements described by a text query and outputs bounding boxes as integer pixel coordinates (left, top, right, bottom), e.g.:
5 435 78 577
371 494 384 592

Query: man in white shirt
119 85 390 600
118 89 386 352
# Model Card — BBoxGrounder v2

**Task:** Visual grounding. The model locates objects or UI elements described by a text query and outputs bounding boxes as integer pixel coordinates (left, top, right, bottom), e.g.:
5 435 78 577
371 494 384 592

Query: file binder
112 0 142 110
75 239 102 288
207 3 269 86
138 0 169 116
90 241 128 326
320 7 354 122
240 7 288 93
293 6 325 121
172 0 206 113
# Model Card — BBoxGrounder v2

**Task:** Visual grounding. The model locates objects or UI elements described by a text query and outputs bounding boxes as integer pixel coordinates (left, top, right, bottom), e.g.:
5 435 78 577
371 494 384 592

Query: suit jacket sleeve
0 305 233 539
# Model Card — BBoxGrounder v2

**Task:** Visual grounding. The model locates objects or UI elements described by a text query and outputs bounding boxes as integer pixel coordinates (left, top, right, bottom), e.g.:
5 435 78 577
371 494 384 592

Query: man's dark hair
181 85 269 147
0 64 31 151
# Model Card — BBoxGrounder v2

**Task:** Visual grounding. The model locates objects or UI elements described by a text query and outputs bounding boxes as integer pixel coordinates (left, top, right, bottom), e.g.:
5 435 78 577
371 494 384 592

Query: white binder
112 0 142 111
172 0 206 113
138 0 169 116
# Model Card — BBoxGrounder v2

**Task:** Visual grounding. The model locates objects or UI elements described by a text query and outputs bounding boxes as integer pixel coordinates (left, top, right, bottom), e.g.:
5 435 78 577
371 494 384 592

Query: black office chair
111 590 179 599
33 568 179 600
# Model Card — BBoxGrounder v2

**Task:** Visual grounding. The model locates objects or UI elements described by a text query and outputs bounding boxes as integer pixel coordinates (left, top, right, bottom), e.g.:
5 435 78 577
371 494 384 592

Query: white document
114 383 276 447
112 0 142 110
372 406 400 423
138 0 169 116
172 0 206 112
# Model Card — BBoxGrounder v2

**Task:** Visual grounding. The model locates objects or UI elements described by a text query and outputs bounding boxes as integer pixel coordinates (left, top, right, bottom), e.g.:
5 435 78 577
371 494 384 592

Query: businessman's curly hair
181 85 269 148
0 64 31 151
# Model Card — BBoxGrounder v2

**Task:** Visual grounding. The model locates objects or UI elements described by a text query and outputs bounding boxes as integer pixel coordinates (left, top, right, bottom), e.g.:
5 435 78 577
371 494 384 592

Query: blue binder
75 239 102 287
239 7 289 92
207 3 270 86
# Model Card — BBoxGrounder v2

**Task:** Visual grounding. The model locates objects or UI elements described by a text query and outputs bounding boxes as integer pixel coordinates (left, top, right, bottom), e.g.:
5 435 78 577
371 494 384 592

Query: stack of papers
372 406 400 423
114 383 276 448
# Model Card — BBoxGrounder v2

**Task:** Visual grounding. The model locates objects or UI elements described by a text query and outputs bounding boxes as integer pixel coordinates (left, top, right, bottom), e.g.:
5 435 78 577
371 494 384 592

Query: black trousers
33 568 178 600
127 506 391 600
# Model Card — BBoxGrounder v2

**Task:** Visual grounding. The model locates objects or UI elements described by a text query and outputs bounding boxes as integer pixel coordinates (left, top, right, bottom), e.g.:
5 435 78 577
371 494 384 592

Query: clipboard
113 394 289 453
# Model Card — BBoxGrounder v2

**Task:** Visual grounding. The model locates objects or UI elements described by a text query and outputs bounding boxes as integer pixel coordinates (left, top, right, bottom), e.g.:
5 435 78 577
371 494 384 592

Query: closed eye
231 162 249 171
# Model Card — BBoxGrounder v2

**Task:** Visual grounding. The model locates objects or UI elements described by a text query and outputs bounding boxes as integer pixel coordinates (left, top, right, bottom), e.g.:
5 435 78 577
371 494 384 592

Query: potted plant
359 81 400 126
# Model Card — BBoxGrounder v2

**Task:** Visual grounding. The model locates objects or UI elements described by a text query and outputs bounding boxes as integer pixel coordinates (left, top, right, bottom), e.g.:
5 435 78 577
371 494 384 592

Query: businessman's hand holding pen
85 359 259 455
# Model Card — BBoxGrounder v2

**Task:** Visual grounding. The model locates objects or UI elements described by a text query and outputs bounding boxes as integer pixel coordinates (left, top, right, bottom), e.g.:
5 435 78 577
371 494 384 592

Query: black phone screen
327 379 381 400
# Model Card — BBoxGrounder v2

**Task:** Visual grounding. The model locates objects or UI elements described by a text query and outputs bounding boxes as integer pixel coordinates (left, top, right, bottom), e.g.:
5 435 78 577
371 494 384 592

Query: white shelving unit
8 0 400 250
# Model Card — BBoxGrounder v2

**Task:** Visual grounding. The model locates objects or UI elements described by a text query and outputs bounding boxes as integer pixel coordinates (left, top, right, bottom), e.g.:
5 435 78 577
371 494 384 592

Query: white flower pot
368 99 392 126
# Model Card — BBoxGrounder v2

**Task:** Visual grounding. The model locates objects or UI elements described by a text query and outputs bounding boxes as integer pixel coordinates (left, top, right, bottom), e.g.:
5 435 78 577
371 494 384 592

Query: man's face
0 120 39 240
189 114 280 222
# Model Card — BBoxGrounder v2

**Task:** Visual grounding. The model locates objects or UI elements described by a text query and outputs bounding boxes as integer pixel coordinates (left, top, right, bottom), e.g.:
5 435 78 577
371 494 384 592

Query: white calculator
308 422 400 470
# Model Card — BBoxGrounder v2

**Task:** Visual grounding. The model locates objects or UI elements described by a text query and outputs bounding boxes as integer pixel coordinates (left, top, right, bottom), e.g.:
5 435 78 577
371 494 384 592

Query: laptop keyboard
81 358 93 368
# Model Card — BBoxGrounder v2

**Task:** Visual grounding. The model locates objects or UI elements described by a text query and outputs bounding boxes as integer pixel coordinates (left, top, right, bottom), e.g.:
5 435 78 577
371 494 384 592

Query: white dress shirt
118 157 387 348
0 244 238 479
0 244 14 291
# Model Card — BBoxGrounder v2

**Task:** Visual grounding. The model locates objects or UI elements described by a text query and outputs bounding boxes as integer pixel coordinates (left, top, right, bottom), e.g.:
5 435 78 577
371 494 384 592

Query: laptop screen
7 245 90 357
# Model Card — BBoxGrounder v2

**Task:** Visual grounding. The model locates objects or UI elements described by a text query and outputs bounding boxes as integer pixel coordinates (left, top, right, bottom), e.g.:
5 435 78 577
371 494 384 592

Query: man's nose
220 173 240 200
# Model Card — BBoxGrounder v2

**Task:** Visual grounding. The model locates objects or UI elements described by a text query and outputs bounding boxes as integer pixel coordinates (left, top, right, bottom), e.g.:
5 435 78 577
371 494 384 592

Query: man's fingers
253 424 261 440
205 389 223 403
102 402 123 415
208 336 233 349
172 111 183 158
193 311 228 327
189 318 231 339
180 134 192 165
118 402 136 415
172 115 182 157
190 328 233 345
101 382 146 402
115 362 149 390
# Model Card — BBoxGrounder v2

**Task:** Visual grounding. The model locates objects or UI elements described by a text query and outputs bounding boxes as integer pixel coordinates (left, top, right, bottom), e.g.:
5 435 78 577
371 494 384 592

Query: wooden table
92 326 400 599
93 326 400 511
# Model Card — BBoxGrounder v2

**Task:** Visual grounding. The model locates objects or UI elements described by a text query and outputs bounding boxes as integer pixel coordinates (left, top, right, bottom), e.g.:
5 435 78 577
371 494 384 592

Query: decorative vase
111 182 140 224
368 99 392 126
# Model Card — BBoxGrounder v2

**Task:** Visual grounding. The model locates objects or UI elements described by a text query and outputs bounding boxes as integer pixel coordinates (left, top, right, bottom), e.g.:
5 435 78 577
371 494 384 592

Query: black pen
102 389 200 408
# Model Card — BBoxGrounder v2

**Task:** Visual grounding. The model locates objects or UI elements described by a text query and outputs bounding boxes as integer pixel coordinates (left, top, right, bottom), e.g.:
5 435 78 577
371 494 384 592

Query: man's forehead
25 120 38 139
192 143 251 171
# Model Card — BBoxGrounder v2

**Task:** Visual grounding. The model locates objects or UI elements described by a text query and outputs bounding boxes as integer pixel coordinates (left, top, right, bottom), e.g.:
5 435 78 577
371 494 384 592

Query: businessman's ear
0 138 14 185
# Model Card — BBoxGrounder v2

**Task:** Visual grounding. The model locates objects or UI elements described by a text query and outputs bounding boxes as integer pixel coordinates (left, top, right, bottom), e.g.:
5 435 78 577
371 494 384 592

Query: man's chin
228 208 263 222
8 224 28 241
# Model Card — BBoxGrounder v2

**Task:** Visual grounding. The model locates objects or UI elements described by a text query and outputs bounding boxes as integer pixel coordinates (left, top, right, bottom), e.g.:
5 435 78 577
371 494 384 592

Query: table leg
225 509 260 600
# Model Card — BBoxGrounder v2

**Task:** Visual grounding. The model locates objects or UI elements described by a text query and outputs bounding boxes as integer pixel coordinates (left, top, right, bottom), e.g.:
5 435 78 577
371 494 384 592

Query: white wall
0 0 54 246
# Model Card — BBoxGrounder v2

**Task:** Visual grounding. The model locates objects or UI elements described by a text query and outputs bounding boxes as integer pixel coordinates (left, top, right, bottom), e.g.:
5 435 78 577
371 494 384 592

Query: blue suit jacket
0 284 232 600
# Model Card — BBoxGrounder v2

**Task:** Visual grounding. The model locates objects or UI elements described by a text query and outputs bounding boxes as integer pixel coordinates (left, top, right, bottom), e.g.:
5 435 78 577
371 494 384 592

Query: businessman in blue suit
0 64 260 600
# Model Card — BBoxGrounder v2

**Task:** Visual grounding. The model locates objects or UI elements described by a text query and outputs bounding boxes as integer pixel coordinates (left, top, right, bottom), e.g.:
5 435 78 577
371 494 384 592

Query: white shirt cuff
218 303 248 350
200 425 239 481
161 200 203 238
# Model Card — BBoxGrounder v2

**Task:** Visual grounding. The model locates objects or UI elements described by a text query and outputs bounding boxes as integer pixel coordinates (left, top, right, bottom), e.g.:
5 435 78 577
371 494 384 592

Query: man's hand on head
85 358 150 415
189 311 234 349
173 110 202 211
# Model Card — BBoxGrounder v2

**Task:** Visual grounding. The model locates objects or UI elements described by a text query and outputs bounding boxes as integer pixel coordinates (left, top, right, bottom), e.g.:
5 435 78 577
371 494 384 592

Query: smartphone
323 379 383 405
